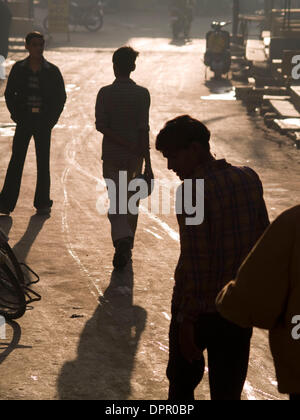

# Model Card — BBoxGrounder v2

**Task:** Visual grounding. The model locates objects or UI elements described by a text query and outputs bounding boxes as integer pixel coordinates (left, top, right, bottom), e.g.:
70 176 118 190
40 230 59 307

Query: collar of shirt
191 158 230 179
112 78 136 85
21 57 51 71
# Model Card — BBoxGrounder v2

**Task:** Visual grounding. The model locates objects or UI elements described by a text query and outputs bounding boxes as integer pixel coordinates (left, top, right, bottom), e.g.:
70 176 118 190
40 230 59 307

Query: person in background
216 205 300 401
0 32 66 216
95 46 153 270
0 0 12 80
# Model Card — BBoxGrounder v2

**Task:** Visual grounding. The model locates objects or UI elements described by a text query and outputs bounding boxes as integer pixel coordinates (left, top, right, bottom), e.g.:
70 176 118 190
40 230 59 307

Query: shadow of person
0 216 13 238
12 214 50 263
0 320 32 366
57 264 147 400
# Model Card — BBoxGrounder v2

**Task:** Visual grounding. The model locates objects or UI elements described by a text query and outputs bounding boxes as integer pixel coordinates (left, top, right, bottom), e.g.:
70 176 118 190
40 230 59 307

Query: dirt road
0 11 299 400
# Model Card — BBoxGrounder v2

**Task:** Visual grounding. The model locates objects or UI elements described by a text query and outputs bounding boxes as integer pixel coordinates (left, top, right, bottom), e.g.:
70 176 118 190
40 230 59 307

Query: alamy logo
292 55 300 80
96 172 205 226
0 315 6 340
291 315 300 340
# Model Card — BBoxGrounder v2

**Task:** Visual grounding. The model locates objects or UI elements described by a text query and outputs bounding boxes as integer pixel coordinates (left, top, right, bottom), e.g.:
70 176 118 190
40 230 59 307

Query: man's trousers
0 118 53 212
167 312 252 400
102 159 143 245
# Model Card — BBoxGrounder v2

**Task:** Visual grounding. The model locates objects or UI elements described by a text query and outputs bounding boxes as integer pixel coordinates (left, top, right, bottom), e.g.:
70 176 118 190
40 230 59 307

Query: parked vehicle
204 21 231 80
44 0 104 33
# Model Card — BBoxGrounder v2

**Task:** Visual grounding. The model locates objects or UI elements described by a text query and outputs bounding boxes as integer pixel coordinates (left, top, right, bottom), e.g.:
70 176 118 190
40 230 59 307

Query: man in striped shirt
156 115 269 400
96 46 153 269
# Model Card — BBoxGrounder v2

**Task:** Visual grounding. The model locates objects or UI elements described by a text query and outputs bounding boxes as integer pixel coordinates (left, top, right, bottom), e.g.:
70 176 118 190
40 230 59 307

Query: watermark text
292 55 300 80
0 315 6 339
291 315 300 340
96 172 205 226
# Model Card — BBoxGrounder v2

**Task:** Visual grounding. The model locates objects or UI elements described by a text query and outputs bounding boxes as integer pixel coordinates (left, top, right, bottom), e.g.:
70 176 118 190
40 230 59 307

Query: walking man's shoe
113 237 133 270
36 207 51 216
0 205 10 216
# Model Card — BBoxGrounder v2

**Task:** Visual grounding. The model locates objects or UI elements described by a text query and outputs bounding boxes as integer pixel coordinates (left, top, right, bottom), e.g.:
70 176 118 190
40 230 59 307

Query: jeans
167 312 252 400
0 116 53 212
102 159 143 244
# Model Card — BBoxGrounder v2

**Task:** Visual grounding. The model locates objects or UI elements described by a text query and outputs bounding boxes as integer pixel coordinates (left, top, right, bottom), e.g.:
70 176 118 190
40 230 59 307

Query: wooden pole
264 0 274 30
232 0 240 37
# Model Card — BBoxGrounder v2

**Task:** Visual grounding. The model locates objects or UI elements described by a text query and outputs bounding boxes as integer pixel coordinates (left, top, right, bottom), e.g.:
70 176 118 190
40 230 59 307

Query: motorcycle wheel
84 10 103 32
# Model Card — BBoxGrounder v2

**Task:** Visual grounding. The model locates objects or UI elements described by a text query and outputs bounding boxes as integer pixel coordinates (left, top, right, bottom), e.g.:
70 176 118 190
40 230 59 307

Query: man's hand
179 319 202 364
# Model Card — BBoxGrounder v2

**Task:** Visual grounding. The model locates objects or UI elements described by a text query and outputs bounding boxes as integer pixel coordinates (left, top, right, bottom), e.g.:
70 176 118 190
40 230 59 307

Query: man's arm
254 172 270 238
177 219 211 363
139 129 154 177
139 89 153 174
4 64 18 121
50 66 67 126
56 67 67 112
175 183 211 362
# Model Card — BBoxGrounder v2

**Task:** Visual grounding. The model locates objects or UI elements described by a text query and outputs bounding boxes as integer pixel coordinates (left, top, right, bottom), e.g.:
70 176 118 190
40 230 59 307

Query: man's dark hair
156 115 211 153
113 46 139 75
25 31 45 45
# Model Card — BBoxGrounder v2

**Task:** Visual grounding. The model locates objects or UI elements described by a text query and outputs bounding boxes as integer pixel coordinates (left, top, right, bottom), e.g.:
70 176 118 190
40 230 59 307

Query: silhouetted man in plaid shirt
156 115 269 400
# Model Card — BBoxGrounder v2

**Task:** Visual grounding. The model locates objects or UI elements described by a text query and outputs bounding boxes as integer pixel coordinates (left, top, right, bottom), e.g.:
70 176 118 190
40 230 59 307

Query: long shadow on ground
57 264 147 400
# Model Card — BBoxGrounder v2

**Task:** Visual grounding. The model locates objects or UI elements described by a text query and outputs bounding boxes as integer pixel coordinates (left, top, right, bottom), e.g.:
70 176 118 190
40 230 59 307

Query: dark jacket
0 1 12 59
5 57 67 127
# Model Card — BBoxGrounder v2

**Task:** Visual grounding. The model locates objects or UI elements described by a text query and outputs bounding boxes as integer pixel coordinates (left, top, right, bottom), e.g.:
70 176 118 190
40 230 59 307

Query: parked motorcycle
204 21 231 80
44 0 104 33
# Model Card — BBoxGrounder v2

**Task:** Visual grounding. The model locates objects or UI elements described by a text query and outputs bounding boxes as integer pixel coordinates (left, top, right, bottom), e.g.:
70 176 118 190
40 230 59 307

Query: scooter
44 0 104 33
204 21 231 80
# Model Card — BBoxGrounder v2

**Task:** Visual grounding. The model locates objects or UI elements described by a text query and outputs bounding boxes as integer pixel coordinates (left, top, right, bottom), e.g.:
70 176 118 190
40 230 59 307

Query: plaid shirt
174 159 269 321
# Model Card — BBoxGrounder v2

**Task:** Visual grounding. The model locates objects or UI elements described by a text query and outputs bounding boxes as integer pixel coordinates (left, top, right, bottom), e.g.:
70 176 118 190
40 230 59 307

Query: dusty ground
0 10 299 400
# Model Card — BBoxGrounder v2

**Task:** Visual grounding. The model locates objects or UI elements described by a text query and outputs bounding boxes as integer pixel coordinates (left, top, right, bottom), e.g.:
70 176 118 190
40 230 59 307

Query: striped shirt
174 159 270 320
95 79 150 166
27 72 43 110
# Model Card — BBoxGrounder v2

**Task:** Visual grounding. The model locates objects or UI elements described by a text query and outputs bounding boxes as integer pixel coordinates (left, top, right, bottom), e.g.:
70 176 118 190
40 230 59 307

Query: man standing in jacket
156 115 269 400
0 32 66 216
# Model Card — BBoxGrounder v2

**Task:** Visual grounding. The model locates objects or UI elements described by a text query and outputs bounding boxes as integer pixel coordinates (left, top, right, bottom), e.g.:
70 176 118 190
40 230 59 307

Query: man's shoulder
133 83 150 93
12 58 60 72
12 59 27 69
97 82 150 100
219 162 261 182
232 164 261 179
195 160 260 180
97 83 114 95
228 165 264 191
277 205 300 226
133 83 150 99
197 161 263 191
43 59 61 73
